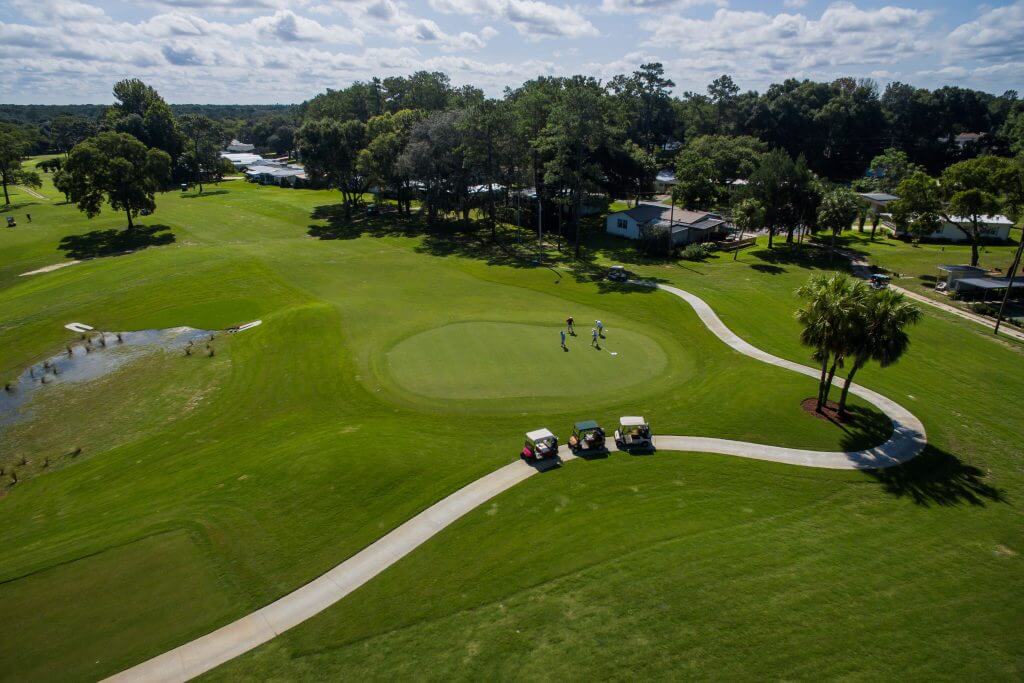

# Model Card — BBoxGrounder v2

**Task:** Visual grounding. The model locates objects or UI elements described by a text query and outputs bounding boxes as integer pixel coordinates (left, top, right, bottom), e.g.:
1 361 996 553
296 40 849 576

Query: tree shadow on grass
750 244 851 272
865 445 1006 507
308 203 669 293
830 404 896 452
750 263 787 275
180 189 230 199
58 224 175 259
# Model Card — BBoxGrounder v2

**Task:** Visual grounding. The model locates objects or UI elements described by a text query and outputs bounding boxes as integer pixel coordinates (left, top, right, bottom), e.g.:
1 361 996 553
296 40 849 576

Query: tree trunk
821 357 840 407
767 225 775 249
970 236 980 267
816 355 829 411
837 361 862 416
1 173 9 206
125 206 134 231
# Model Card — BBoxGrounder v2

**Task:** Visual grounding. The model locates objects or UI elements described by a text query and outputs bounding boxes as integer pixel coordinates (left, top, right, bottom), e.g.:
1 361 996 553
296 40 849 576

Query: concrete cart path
838 246 1024 343
105 283 927 683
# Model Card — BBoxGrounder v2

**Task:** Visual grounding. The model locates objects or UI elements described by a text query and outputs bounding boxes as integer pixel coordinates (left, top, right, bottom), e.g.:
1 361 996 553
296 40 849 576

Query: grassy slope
210 238 1024 679
0 175 906 681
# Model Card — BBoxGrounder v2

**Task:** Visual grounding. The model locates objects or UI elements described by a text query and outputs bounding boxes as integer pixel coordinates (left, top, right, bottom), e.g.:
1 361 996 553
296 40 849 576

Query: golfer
591 328 599 347
566 316 574 334
560 330 566 348
596 320 604 337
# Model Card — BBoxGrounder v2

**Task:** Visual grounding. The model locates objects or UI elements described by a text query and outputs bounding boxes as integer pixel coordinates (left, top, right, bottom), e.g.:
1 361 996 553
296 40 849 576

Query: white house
892 214 1014 242
220 152 264 169
226 139 255 153
857 192 899 214
245 164 307 187
606 202 728 246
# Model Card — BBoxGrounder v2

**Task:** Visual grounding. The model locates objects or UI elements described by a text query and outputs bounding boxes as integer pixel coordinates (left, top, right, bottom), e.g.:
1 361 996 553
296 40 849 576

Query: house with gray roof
606 202 729 246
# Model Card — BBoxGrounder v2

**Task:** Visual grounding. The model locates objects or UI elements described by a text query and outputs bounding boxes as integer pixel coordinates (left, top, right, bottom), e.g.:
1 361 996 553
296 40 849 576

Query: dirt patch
801 397 857 424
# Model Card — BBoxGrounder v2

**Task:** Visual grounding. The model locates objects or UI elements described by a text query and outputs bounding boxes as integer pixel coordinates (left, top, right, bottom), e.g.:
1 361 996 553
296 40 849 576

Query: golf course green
386 321 671 400
0 166 1021 681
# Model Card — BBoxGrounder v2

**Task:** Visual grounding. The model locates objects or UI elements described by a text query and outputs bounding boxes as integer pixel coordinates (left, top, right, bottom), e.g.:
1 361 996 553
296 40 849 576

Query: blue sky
1 0 1021 104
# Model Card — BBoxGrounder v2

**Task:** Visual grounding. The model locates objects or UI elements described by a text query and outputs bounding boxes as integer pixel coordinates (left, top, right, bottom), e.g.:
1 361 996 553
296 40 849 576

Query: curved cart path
105 283 926 683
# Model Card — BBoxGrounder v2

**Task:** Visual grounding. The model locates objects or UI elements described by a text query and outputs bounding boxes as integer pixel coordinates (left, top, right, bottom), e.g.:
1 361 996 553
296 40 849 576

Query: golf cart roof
620 416 647 427
609 265 626 271
870 273 890 279
526 428 556 442
574 420 600 430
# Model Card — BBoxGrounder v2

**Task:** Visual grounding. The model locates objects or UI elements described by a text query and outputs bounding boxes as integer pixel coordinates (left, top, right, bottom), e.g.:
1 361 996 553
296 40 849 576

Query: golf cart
568 420 605 454
607 265 629 282
522 428 558 461
869 273 890 290
5 216 16 228
614 416 653 451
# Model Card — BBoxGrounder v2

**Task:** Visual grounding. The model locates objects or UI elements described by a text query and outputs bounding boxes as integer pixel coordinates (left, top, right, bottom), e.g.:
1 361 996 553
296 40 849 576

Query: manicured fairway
1 166 1022 681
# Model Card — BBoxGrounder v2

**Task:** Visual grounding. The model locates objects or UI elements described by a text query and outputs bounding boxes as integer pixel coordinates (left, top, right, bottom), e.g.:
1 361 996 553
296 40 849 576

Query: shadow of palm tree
58 224 175 259
750 244 850 271
750 263 787 275
865 445 1006 507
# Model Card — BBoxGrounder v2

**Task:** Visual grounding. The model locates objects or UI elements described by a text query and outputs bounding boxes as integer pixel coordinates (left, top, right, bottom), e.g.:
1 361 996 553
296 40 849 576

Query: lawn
1 165 1022 681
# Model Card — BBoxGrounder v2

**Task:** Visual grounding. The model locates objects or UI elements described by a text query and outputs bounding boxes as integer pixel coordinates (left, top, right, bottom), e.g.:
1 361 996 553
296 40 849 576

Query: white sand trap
19 260 81 277
64 322 94 333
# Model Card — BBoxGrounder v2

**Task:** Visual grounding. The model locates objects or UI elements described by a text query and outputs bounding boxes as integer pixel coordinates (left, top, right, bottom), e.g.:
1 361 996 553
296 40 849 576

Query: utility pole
994 230 1024 335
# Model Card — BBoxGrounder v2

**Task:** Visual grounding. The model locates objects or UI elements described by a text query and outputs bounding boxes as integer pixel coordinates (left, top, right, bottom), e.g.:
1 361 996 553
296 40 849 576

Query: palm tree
795 273 866 411
836 288 922 416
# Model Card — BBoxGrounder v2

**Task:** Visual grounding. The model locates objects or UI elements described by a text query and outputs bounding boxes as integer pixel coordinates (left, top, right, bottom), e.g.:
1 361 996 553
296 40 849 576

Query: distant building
953 132 984 149
226 139 255 153
244 164 307 188
857 192 899 214
606 202 728 246
220 152 264 169
891 214 1014 242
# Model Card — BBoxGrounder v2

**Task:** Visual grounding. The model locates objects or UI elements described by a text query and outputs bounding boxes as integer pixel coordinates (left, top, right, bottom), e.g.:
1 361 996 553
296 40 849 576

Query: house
245 164 307 188
606 202 729 246
857 192 899 214
893 215 1014 242
226 139 255 153
220 152 264 169
954 132 984 149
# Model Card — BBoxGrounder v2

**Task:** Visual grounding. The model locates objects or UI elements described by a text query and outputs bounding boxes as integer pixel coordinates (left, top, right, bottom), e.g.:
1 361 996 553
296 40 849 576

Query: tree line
4 70 1024 260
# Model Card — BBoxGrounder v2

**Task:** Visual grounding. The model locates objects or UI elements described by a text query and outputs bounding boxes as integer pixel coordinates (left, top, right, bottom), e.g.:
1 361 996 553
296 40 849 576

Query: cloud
9 0 106 22
430 0 599 39
783 0 808 7
249 10 363 43
599 0 725 13
642 2 934 75
946 1 1024 63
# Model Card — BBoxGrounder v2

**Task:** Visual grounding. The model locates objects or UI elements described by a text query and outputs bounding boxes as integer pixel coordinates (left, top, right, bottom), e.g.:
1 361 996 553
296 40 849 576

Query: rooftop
858 192 899 202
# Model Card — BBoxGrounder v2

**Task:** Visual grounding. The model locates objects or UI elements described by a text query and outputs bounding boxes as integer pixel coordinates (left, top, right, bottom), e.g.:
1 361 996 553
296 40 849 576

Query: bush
680 242 712 261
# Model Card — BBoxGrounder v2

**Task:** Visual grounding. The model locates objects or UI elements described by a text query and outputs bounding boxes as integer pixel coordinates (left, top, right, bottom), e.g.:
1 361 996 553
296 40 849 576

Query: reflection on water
1 327 214 427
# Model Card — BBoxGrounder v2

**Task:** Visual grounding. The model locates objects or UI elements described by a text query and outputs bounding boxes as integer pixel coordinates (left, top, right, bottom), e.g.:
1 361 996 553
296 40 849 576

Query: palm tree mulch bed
801 397 856 424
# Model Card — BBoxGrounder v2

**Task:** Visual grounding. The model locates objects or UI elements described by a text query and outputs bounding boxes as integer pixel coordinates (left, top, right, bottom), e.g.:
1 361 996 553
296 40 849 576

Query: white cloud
599 0 725 13
783 0 808 8
946 1 1024 63
248 10 363 43
430 0 599 39
642 2 934 76
9 0 106 22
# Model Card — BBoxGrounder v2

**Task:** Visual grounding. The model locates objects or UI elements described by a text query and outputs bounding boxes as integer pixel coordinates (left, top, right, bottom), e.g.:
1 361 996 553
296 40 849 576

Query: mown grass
1 167 1021 681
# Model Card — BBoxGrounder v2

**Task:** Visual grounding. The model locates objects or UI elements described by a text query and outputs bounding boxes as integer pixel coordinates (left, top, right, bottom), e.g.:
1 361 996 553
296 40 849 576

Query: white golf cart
614 416 653 451
522 428 559 461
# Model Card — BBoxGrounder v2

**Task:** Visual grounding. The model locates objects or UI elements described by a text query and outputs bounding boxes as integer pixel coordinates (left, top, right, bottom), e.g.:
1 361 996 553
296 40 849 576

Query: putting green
386 321 669 400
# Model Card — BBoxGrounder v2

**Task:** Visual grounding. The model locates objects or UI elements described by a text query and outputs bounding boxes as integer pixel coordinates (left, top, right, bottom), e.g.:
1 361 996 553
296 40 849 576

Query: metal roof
574 420 600 430
620 416 647 426
858 192 899 202
945 214 1013 225
526 428 555 441
955 277 1024 290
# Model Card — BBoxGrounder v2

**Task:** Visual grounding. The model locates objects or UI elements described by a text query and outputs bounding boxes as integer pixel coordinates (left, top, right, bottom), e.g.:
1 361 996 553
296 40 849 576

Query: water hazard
1 327 215 427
